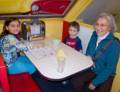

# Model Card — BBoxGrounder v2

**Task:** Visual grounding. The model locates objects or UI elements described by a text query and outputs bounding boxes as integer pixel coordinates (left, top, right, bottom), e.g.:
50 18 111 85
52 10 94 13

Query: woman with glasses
71 12 120 92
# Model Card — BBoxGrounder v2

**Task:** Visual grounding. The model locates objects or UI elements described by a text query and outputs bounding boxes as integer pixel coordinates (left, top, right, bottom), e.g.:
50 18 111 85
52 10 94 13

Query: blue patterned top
0 34 28 67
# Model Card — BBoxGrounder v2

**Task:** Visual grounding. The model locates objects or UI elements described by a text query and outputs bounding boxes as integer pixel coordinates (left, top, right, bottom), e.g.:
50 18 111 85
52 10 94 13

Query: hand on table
88 83 96 90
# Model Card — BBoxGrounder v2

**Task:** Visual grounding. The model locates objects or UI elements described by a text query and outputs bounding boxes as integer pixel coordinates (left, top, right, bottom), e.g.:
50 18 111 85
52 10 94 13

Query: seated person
0 18 36 74
63 21 82 52
71 12 120 92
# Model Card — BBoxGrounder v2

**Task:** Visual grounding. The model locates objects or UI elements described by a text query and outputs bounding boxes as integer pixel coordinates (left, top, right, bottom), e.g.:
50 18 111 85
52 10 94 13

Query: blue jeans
8 56 36 74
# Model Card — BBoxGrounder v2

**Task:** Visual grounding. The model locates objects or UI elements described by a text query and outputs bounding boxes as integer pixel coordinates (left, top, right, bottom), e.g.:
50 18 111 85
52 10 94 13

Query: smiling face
95 17 111 37
68 26 78 39
6 20 20 35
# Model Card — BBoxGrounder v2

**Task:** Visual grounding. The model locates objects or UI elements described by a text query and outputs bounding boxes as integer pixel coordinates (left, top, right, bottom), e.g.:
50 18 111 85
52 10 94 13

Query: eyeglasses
95 23 109 27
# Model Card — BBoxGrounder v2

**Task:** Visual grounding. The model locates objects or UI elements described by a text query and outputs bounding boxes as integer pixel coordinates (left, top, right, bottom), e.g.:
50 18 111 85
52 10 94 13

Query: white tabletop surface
24 40 93 80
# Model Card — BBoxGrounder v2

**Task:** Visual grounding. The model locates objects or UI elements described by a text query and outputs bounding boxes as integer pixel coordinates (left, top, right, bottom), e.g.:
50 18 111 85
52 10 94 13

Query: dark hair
69 21 80 32
0 18 20 38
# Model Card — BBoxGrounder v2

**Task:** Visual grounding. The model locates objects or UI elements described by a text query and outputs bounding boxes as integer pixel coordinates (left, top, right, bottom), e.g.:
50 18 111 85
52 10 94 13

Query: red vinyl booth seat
9 73 41 92
0 55 42 92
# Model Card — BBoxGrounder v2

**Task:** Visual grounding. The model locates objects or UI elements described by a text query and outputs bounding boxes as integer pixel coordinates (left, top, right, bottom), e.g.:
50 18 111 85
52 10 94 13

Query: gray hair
96 12 117 32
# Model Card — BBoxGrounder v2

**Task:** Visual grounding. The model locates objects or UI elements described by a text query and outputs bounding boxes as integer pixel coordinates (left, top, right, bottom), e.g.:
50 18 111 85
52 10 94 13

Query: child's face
68 26 78 38
6 20 20 35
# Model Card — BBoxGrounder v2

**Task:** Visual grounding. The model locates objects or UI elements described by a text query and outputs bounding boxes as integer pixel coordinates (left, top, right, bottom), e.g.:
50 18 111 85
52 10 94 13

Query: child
63 21 82 52
0 18 36 74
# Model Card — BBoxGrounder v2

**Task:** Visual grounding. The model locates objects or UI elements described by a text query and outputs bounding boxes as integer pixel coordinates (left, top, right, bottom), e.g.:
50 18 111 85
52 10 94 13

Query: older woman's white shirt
96 32 110 48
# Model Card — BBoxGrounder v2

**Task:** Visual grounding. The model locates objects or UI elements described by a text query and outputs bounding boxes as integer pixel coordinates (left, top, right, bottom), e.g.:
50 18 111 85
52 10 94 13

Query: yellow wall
0 0 32 13
115 14 120 33
41 18 63 40
0 20 4 34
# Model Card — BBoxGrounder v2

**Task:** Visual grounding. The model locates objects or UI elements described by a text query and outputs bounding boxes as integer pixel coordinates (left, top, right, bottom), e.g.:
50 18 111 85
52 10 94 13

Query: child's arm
15 41 28 51
8 35 28 51
76 37 83 52
63 37 67 44
79 49 83 53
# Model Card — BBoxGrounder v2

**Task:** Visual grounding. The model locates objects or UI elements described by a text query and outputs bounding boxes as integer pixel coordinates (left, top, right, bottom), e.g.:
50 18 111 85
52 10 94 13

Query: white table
24 40 93 80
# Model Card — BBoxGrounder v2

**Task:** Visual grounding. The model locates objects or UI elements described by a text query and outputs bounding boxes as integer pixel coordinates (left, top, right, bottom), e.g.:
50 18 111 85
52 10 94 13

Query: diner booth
0 0 120 92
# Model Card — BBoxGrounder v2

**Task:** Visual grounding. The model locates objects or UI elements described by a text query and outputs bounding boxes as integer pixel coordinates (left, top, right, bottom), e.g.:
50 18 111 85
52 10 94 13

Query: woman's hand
88 83 96 90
